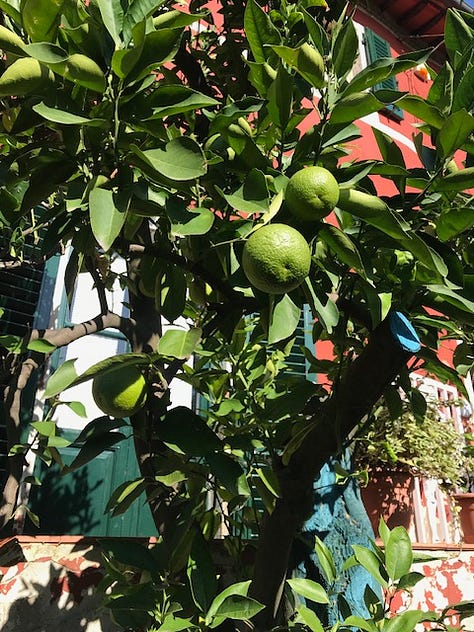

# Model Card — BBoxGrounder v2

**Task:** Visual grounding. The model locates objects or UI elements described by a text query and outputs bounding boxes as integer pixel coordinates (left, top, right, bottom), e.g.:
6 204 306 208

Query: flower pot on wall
361 469 415 533
454 493 474 544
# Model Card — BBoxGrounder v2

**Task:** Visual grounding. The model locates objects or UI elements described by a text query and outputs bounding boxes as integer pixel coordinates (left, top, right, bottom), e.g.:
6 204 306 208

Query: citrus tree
1 0 474 629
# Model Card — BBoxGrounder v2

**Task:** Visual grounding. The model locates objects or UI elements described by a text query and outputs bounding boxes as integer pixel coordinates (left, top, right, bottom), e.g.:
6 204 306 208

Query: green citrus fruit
285 166 339 221
92 365 147 418
242 223 311 294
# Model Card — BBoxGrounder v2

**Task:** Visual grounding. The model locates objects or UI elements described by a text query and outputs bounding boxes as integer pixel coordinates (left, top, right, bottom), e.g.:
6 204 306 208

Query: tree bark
250 317 412 628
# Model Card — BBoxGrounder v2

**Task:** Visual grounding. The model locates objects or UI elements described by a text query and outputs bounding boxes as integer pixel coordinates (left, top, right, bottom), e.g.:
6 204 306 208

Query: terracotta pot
454 493 474 544
361 469 415 533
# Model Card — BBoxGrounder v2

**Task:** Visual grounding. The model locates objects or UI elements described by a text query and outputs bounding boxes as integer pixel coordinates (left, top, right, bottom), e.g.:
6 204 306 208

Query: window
364 28 404 121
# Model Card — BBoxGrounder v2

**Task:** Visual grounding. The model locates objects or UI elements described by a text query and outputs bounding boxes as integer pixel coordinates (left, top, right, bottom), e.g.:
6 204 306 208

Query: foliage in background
0 0 474 628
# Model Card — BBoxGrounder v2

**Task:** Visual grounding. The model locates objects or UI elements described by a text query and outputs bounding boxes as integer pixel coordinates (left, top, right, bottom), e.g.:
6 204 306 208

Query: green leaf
314 536 336 584
297 605 325 632
267 64 293 129
427 284 474 314
130 27 183 81
432 167 474 192
244 0 280 63
343 615 377 632
208 595 264 626
62 401 87 418
0 334 23 353
32 102 105 126
157 406 222 456
272 44 324 89
31 420 56 437
206 453 250 496
223 169 269 214
268 294 302 344
23 42 68 64
331 91 386 124
63 430 127 473
44 358 78 399
445 8 474 68
342 48 431 97
318 224 364 273
130 137 207 181
145 85 219 119
157 265 187 322
0 1 22 25
436 208 474 241
89 187 128 251
256 466 281 498
383 610 424 632
27 338 56 353
73 416 128 445
396 95 445 129
437 109 474 159
166 199 214 236
22 0 64 42
352 544 388 588
105 478 147 516
453 65 474 112
206 581 251 625
97 0 124 47
101 538 157 572
157 616 194 632
47 435 71 448
187 531 217 612
385 526 413 581
123 0 165 45
157 327 202 359
287 578 329 604
332 19 359 80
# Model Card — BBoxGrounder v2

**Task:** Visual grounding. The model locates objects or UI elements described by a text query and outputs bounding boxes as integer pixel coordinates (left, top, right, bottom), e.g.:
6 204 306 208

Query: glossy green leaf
157 406 222 456
187 531 217 612
63 430 127 473
105 478 148 516
166 200 214 236
385 526 413 581
267 64 293 129
44 358 78 398
287 578 329 604
73 416 128 444
0 1 22 25
158 327 202 359
244 0 280 63
331 92 386 124
297 605 325 632
302 9 328 56
157 265 187 322
33 101 105 126
396 95 445 129
437 109 474 159
352 544 388 588
130 27 183 80
206 453 250 496
268 294 302 344
27 338 56 353
206 581 251 626
223 169 269 214
130 137 206 181
432 167 474 192
314 536 336 584
97 0 124 47
146 85 219 119
342 47 431 97
332 18 359 80
453 65 474 112
383 609 424 632
22 0 64 42
318 224 364 273
89 188 128 251
23 42 68 64
153 10 208 29
122 0 165 45
256 466 281 498
343 615 377 632
272 44 324 89
31 420 56 437
62 401 87 418
427 284 474 314
445 8 474 68
208 595 264 626
101 538 157 572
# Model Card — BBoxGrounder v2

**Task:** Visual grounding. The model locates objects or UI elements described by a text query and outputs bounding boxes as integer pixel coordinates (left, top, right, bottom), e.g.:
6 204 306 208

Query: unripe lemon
298 42 325 89
242 223 311 294
92 365 147 418
285 166 339 222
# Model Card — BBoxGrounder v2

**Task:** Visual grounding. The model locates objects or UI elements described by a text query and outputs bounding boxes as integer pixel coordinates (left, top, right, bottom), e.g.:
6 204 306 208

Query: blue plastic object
388 311 421 353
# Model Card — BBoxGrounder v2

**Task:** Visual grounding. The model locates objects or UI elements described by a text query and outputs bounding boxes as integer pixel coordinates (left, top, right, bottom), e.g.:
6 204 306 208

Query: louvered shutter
364 28 404 120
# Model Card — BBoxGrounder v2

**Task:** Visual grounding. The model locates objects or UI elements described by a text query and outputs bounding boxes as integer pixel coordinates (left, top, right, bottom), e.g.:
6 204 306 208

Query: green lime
92 365 147 418
285 166 339 221
242 223 311 294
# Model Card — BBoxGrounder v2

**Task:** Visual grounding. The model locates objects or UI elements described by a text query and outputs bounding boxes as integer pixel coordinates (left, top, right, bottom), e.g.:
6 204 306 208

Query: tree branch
250 317 414 627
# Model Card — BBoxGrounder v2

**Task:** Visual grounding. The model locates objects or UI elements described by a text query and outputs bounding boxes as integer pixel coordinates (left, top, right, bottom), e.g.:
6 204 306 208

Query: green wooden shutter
364 28 404 120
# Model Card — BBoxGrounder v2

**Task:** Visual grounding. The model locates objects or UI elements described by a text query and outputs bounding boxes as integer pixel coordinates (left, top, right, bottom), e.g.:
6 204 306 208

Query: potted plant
352 400 473 536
